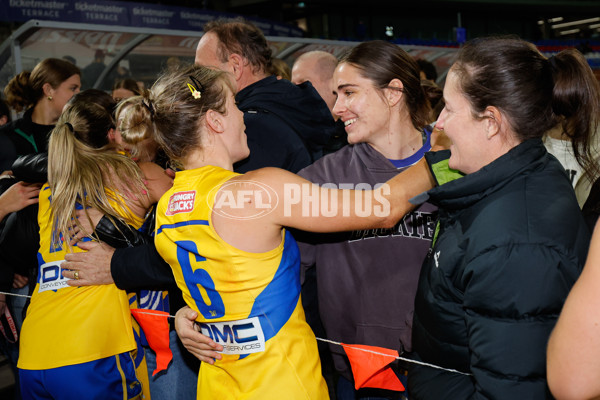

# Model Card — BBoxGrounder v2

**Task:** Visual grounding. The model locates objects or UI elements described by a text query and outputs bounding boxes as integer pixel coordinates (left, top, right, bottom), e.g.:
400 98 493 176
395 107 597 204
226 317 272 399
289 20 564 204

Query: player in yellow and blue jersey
143 65 436 399
17 100 158 400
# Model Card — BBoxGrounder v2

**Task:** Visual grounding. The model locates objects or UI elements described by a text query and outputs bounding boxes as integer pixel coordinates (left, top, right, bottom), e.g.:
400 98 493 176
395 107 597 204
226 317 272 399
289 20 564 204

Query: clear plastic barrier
0 20 457 93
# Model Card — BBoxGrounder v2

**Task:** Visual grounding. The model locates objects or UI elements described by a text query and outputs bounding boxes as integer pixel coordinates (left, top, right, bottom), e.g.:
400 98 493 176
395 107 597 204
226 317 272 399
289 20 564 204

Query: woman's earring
47 96 53 101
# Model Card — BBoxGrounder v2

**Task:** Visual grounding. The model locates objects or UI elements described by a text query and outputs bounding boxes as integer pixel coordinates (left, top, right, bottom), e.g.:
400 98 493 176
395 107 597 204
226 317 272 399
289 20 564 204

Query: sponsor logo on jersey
198 316 266 355
166 191 196 216
38 260 70 293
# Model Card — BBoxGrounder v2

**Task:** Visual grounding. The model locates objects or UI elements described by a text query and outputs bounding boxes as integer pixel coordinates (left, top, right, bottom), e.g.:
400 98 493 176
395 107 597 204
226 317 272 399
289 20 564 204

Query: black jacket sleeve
93 210 175 291
583 176 600 233
0 131 17 173
0 176 35 291
0 204 40 291
110 243 175 291
95 215 152 248
11 153 48 183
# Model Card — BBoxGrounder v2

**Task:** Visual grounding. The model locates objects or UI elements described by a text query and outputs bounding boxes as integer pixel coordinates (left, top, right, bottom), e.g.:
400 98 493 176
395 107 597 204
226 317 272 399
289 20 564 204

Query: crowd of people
0 16 599 400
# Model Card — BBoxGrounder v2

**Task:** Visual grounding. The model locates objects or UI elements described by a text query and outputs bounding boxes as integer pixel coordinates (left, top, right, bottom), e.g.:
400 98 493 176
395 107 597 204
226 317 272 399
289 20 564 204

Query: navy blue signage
1 0 304 37
454 27 466 44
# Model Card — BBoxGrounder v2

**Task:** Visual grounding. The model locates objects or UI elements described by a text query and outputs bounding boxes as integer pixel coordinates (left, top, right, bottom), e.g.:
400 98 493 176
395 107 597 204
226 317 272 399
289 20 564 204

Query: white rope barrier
0 290 472 376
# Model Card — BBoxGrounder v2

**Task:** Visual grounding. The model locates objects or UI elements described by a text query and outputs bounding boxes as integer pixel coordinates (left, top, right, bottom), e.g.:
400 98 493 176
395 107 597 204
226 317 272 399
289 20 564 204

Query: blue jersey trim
156 220 209 235
241 230 301 359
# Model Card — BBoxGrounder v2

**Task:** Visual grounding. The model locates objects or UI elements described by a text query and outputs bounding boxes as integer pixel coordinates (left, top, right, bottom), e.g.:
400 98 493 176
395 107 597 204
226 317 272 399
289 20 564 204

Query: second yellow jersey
19 184 140 370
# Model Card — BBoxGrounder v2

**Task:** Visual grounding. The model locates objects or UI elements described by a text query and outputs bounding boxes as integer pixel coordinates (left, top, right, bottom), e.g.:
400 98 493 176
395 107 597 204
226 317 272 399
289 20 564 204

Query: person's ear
229 53 245 81
107 128 122 144
205 109 225 133
42 83 54 99
0 116 7 126
483 106 502 139
385 78 404 106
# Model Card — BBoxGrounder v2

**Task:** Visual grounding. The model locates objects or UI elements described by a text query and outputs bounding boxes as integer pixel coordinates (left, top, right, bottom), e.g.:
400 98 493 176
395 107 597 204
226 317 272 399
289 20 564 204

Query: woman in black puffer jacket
408 37 599 399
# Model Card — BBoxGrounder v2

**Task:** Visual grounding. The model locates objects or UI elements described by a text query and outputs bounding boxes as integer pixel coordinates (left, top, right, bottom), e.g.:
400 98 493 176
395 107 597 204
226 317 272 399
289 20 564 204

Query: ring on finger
74 270 79 280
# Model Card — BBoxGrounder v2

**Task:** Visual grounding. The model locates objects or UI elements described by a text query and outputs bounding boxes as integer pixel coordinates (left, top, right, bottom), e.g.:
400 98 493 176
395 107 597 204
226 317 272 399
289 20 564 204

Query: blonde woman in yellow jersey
17 101 163 400
144 65 435 400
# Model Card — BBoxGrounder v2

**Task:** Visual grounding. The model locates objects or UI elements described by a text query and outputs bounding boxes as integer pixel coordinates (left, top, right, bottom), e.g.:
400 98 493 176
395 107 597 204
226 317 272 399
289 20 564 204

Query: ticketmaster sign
1 0 304 37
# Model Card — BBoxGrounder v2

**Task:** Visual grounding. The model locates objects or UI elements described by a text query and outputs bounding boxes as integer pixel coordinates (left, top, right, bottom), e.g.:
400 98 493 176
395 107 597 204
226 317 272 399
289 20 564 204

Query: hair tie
142 99 155 120
188 75 204 99
64 122 74 132
547 55 558 70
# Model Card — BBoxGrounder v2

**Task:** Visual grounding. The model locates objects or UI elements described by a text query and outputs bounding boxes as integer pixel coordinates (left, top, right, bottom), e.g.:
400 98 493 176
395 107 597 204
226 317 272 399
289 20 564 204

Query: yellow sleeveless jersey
155 166 328 400
19 184 141 370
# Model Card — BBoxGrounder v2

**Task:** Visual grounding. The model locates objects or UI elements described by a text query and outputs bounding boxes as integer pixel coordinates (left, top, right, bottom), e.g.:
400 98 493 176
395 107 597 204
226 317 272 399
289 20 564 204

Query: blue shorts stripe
19 353 143 400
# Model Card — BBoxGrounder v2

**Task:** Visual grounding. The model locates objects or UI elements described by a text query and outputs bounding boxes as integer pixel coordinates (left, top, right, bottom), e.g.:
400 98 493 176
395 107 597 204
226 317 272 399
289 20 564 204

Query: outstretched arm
209 158 435 254
246 157 436 234
62 241 175 290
